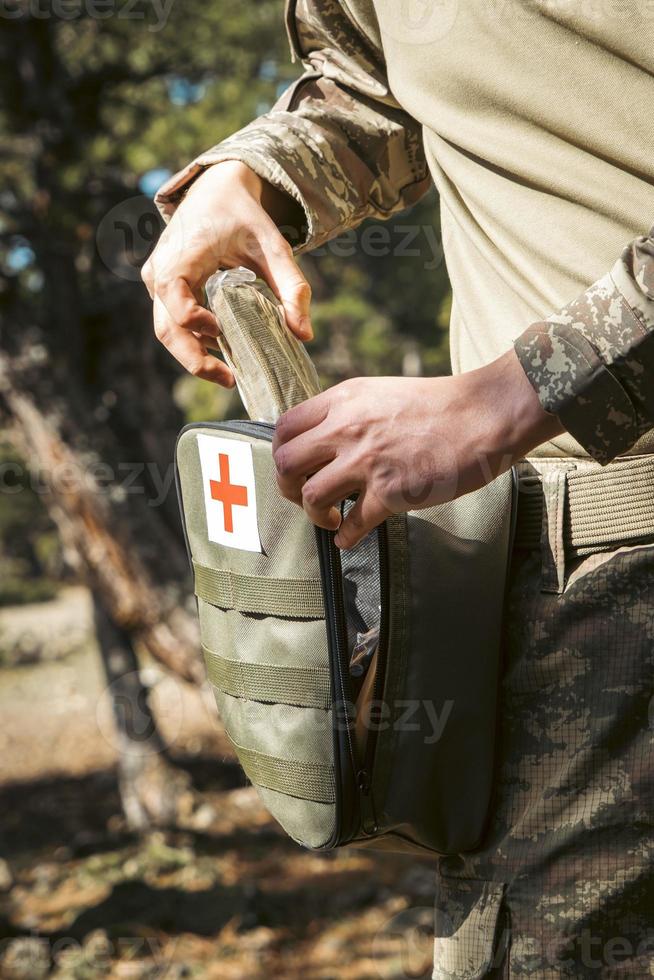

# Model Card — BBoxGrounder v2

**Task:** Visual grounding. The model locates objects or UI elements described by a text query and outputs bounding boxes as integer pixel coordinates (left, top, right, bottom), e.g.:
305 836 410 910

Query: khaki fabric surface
198 601 328 672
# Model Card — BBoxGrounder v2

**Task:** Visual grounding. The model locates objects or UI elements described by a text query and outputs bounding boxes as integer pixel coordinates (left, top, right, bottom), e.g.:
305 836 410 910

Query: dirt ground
0 590 436 979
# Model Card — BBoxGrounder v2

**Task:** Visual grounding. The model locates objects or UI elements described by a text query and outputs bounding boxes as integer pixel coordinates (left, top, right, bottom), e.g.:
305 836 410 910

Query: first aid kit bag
175 418 516 855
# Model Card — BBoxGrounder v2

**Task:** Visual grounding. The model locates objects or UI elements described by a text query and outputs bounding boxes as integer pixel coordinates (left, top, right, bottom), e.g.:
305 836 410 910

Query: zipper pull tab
357 769 370 793
356 769 378 834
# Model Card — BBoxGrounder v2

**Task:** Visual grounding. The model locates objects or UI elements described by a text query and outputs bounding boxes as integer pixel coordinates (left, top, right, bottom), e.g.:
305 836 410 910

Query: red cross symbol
209 453 248 533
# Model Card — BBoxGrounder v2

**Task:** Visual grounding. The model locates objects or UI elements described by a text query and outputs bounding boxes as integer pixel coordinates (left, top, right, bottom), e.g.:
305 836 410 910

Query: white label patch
197 433 262 553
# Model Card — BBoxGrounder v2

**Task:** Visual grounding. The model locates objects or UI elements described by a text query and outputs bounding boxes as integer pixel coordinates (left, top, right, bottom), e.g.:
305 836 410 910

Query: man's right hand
142 160 312 385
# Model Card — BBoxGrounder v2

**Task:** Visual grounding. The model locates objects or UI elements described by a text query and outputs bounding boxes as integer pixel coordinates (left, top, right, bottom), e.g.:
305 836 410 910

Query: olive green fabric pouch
175 419 516 854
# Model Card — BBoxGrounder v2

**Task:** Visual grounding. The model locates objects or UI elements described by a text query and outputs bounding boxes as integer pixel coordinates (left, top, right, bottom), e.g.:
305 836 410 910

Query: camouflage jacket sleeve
154 0 430 250
514 234 654 463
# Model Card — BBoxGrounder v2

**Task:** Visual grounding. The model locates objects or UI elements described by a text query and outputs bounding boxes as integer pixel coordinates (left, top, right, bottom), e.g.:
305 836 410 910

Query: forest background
0 2 451 976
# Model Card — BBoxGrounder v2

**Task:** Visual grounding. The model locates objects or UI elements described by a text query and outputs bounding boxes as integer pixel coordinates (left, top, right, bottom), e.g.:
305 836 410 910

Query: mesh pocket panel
340 505 381 655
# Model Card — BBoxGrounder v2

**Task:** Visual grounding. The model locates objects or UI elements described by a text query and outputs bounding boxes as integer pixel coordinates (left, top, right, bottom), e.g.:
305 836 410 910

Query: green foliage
0 559 59 608
300 190 451 386
174 372 243 424
0 0 451 387
0 444 61 606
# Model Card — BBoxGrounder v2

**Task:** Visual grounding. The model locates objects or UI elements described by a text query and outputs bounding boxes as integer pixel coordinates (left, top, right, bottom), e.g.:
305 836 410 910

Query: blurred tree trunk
0 355 202 684
93 592 189 830
0 347 201 829
0 18 211 830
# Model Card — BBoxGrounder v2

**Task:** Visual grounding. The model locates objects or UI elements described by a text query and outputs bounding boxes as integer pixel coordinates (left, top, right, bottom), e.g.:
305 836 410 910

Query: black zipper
355 521 390 835
325 534 357 767
320 519 391 841
316 526 359 845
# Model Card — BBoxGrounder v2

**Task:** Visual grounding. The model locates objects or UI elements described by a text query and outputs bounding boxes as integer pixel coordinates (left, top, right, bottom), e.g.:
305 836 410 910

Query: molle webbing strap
514 456 654 554
228 736 336 804
193 560 324 618
203 645 332 710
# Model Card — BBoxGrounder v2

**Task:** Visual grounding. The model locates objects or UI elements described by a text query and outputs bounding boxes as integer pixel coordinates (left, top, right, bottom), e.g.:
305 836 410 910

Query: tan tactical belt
514 455 654 556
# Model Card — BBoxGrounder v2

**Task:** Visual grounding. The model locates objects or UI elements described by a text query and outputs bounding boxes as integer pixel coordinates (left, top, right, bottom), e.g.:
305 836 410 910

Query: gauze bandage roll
206 267 321 423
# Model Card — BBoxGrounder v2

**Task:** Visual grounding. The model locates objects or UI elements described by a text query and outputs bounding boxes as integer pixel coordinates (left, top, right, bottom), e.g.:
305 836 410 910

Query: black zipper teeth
362 522 390 779
325 532 357 778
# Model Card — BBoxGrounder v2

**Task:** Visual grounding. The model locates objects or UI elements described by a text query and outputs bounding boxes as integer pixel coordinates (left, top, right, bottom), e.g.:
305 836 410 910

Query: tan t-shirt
374 0 654 456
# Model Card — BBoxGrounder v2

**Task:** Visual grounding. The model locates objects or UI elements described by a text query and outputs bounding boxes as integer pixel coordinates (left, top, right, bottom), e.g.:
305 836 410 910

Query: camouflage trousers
434 456 654 979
